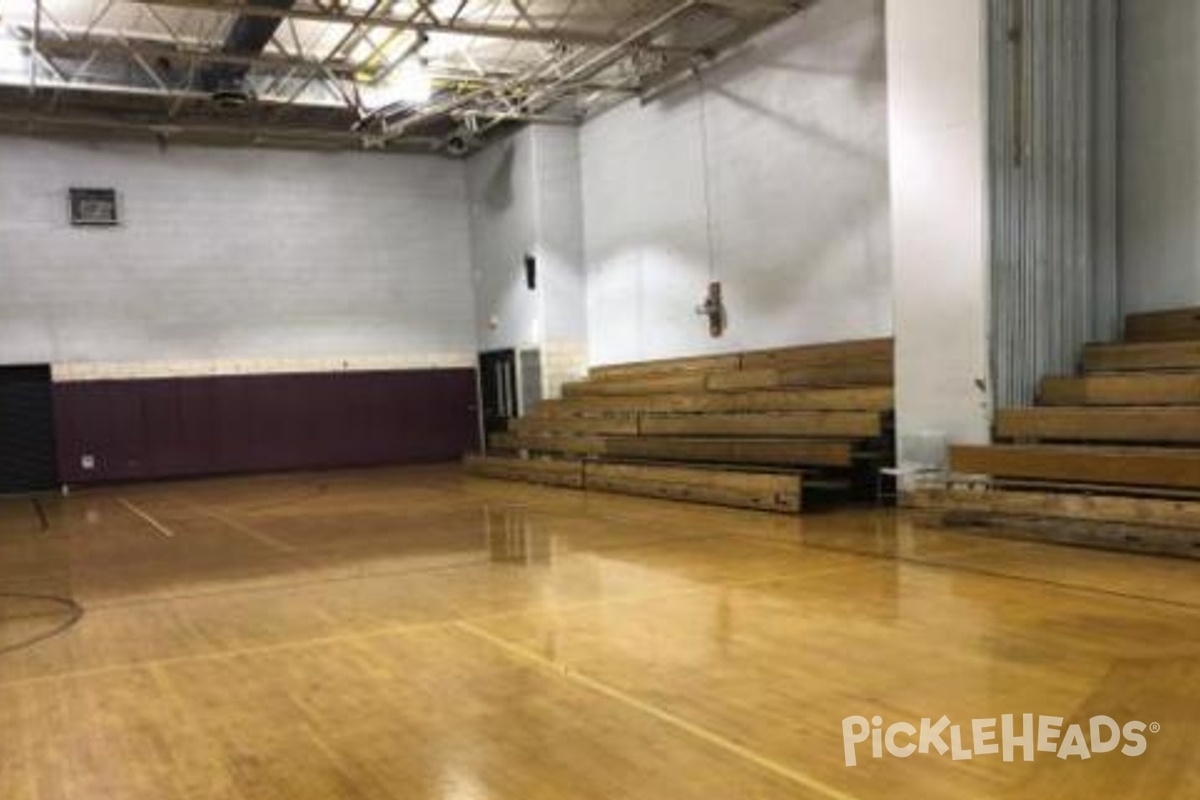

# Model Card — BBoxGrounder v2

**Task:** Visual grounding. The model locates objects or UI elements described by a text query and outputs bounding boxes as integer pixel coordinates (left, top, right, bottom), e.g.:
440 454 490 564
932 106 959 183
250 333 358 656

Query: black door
0 365 58 494
478 349 519 438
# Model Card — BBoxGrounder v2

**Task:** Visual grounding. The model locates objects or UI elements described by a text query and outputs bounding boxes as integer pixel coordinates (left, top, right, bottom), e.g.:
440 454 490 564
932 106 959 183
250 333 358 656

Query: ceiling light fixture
364 59 433 110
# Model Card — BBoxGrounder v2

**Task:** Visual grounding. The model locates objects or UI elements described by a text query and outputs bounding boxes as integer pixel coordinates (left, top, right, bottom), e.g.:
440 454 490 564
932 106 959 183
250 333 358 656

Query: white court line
117 498 177 539
197 506 298 554
456 621 861 800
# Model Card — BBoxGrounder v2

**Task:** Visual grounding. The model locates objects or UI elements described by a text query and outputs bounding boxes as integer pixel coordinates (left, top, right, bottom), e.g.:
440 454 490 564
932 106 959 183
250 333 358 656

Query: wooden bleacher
465 338 895 514
926 305 1200 557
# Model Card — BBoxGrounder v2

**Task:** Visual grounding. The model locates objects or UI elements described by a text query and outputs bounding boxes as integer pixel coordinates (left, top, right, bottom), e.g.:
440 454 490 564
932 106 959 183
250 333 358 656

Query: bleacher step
950 444 1200 490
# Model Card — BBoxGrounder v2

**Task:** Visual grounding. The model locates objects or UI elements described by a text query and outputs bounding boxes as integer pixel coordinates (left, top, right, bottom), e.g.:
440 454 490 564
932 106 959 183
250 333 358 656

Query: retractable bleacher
925 306 1200 557
466 338 895 514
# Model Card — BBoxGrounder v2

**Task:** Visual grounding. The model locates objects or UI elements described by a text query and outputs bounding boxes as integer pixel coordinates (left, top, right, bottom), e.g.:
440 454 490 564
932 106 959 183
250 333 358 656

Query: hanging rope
696 70 719 283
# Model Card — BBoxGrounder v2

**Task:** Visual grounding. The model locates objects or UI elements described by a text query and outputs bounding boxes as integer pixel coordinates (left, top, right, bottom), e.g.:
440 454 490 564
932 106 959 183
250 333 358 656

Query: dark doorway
478 349 518 437
0 365 58 494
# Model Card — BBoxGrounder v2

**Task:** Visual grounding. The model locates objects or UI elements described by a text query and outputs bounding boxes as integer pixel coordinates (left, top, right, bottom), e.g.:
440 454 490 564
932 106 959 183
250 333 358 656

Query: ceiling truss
0 0 805 154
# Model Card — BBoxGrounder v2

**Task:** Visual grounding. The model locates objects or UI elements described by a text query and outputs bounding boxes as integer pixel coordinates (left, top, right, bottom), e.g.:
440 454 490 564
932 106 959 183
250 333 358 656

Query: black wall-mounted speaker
524 254 537 290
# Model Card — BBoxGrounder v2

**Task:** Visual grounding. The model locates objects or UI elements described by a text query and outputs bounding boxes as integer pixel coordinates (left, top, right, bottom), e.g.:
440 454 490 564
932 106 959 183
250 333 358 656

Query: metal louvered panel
0 366 58 494
988 0 1120 410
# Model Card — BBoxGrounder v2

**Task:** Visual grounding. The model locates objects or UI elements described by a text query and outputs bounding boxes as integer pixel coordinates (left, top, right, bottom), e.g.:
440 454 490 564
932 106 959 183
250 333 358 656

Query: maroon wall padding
53 369 479 485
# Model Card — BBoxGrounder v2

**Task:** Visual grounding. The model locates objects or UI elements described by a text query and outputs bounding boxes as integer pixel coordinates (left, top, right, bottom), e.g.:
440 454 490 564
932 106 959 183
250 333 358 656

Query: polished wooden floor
1 465 1198 799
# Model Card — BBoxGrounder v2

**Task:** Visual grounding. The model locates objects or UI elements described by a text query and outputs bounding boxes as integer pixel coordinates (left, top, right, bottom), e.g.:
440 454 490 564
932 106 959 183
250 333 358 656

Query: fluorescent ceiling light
363 61 433 110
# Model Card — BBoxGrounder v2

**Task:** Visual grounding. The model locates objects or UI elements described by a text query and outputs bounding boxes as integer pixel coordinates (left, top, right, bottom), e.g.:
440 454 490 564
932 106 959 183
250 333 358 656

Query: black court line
79 528 742 613
30 498 49 532
524 499 1200 615
0 593 85 658
738 534 1200 614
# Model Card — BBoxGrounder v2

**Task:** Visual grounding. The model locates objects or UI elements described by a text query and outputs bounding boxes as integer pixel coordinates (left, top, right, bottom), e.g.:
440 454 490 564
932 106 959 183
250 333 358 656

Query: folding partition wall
988 0 1121 408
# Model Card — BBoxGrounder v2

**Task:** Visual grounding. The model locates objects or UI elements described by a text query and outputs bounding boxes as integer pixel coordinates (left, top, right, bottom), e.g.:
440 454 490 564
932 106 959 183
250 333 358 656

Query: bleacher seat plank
464 455 584 488
910 487 1200 531
950 444 1200 490
707 361 893 390
640 411 883 439
1084 340 1200 373
488 432 607 457
1124 307 1200 343
487 432 520 452
588 354 740 382
706 369 781 391
583 462 803 513
996 408 1200 444
510 416 638 436
736 387 894 412
562 372 708 397
604 437 856 468
910 487 1200 558
1041 374 1200 406
534 387 895 417
777 360 894 387
740 338 894 371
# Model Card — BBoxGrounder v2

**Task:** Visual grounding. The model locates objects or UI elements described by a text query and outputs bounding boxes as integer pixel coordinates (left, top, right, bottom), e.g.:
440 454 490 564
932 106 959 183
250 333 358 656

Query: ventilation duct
200 0 297 106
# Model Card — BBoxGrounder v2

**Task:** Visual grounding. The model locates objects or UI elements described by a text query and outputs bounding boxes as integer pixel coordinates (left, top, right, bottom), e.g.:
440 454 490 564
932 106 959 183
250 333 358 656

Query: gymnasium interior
1 1 1197 798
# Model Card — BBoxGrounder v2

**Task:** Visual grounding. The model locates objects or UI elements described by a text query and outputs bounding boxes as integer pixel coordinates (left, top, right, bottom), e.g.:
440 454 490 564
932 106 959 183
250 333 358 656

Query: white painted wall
1120 0 1200 314
535 127 587 349
888 0 991 472
0 136 476 369
580 0 891 367
467 125 588 396
467 128 540 353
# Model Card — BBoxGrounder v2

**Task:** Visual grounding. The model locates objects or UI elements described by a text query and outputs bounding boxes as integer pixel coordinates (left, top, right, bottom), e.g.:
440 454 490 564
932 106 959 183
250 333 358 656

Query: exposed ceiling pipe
378 0 702 145
519 0 701 113
638 0 812 104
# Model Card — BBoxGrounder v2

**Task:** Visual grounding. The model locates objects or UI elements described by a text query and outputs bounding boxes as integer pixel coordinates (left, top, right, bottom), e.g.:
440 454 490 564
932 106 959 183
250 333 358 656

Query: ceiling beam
26 20 642 91
0 98 578 149
701 0 803 15
0 96 364 140
32 30 359 77
132 0 682 49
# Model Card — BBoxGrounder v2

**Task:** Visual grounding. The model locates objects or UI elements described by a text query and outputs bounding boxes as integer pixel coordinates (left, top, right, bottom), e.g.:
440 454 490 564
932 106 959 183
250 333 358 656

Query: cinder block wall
1120 0 1200 314
0 137 477 369
0 136 481 480
580 0 892 366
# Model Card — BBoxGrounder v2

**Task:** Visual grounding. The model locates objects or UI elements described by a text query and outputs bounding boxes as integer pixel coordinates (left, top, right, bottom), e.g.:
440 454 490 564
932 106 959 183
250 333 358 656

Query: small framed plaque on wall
69 188 119 226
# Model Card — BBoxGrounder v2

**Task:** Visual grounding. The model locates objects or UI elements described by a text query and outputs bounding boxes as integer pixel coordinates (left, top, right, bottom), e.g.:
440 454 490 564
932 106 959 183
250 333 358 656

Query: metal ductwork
200 0 297 107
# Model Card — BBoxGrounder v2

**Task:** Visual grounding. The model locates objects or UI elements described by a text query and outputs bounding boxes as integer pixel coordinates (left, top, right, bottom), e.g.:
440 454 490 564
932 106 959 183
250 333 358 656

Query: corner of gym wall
1120 0 1200 314
887 0 992 473
579 0 892 367
466 125 588 398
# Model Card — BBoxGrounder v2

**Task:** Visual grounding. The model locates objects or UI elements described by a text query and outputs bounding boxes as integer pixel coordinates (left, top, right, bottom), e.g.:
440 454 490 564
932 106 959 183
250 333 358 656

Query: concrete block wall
1120 0 1200 314
0 137 477 373
580 0 892 367
467 125 588 400
467 130 541 355
5 1 904 467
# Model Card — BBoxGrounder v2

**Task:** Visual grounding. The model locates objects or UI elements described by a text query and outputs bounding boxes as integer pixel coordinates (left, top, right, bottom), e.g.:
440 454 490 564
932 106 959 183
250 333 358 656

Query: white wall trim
52 353 477 382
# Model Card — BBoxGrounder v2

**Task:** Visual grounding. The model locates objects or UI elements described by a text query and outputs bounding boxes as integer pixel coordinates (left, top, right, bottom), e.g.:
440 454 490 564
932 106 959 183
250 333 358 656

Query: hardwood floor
1 465 1198 799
